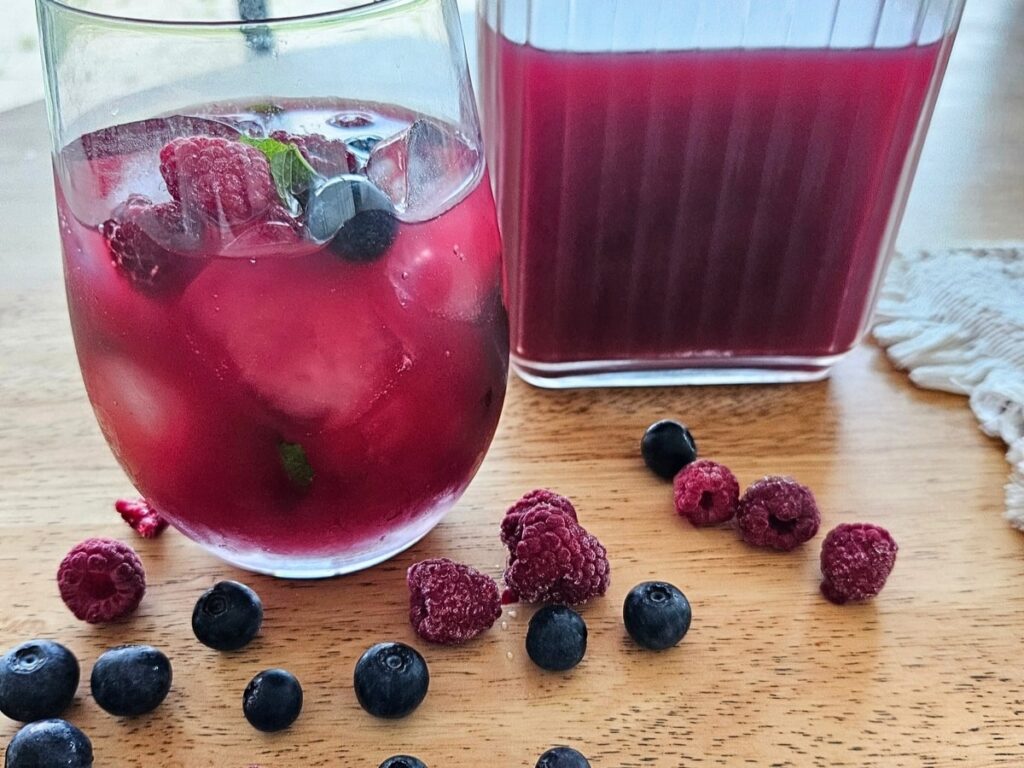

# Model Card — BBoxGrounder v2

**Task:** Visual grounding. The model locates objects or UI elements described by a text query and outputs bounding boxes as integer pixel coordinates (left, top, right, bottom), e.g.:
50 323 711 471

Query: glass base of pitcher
512 352 845 389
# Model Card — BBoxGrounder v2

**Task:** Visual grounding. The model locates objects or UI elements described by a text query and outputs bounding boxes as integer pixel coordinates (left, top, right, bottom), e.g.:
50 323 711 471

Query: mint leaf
278 441 314 490
247 102 284 116
239 135 318 212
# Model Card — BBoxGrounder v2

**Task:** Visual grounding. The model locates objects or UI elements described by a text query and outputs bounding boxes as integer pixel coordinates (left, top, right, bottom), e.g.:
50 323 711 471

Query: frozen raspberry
115 498 169 539
270 131 356 177
407 558 501 645
501 489 577 547
102 196 199 290
57 538 146 624
820 523 898 604
503 505 610 605
673 460 740 527
736 476 821 551
159 136 275 226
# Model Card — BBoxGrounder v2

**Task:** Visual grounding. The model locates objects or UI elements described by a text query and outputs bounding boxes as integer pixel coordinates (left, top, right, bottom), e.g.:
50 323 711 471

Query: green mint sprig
239 135 318 213
278 441 314 491
247 102 284 116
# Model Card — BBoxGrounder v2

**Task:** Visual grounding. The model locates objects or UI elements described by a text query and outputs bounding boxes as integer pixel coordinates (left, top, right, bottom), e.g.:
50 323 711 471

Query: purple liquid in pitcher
483 32 945 366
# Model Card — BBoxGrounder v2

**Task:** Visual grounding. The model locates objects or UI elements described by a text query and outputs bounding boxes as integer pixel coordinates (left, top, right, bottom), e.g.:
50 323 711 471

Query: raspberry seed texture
736 476 821 551
408 558 501 645
57 538 146 624
673 460 740 527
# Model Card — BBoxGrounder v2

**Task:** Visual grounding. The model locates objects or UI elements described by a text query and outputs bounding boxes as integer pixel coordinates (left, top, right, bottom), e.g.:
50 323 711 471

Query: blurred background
2 0 480 112
1 0 44 111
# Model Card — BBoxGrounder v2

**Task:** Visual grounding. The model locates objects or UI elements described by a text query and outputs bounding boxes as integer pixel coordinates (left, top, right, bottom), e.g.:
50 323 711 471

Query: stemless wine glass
37 0 508 577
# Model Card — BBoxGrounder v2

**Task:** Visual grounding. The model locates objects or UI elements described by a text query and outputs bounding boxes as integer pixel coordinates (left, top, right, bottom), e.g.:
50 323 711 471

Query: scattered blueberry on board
0 640 79 723
4 719 93 768
243 668 303 732
536 746 591 768
90 644 172 717
379 756 428 768
623 582 692 651
353 642 430 719
526 605 588 672
192 580 264 652
641 420 698 479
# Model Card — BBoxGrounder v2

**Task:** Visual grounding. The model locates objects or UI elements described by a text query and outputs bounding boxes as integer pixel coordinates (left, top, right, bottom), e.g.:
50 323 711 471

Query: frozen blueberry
526 606 587 672
536 746 591 768
353 642 429 719
641 420 698 479
623 581 692 651
242 668 303 732
90 645 172 717
0 640 79 722
305 174 398 262
192 580 263 652
379 757 428 768
4 719 93 768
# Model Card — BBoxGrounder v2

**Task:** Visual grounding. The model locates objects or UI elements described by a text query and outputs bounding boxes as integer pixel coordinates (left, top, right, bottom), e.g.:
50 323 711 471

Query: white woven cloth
873 246 1024 529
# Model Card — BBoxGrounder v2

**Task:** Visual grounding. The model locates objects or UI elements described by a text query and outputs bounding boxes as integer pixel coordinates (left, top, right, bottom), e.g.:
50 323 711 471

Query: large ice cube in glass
366 118 482 223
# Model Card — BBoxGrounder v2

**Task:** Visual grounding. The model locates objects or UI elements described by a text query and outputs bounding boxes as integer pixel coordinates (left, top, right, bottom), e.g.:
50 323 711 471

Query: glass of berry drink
36 0 508 576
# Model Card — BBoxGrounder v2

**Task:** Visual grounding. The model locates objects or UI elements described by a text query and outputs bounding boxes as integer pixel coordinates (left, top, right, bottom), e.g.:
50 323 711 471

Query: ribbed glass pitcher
479 0 964 387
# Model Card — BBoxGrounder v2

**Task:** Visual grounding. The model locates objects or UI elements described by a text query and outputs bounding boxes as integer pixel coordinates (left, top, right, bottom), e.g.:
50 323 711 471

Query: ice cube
69 115 240 162
345 136 382 172
216 221 321 260
366 119 482 223
385 183 502 321
389 243 490 322
206 114 265 136
60 115 242 225
216 212 323 260
183 257 410 424
84 354 189 461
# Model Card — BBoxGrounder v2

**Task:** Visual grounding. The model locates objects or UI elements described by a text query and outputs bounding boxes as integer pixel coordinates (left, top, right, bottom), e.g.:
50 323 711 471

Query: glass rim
36 0 417 28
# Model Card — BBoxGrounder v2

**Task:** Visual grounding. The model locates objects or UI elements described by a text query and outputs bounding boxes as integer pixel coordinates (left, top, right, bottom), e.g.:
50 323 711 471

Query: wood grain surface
1 2 1022 766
